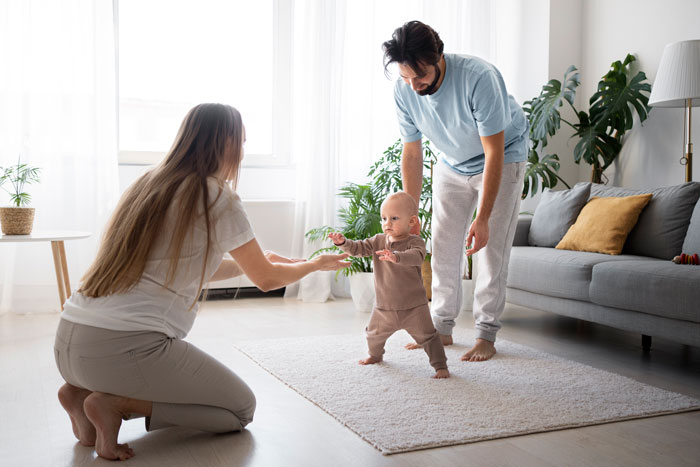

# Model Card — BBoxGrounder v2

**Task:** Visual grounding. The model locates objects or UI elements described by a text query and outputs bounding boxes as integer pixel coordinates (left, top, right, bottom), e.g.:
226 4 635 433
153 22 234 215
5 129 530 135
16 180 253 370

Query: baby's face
380 198 414 238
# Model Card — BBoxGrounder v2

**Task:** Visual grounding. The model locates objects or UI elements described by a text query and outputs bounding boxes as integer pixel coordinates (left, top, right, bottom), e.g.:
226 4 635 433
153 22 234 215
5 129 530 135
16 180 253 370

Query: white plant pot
348 272 375 313
460 278 474 312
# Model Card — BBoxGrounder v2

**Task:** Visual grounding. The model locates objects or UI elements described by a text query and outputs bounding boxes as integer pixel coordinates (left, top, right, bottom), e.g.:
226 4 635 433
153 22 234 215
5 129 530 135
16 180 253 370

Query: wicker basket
421 258 432 300
0 207 35 235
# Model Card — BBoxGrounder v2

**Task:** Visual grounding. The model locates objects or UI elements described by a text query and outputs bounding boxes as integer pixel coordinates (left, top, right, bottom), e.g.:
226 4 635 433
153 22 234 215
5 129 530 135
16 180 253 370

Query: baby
329 191 449 378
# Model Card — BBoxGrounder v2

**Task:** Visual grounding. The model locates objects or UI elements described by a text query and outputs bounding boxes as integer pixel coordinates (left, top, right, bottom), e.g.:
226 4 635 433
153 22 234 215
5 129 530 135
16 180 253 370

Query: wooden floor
1 295 698 467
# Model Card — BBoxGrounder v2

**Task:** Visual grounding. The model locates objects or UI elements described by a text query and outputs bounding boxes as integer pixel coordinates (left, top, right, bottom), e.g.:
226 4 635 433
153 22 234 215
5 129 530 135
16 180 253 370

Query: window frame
115 0 293 168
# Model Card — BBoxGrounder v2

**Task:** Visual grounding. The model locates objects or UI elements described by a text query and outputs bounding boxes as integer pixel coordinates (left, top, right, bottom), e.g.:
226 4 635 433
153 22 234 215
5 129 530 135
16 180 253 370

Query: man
382 21 528 362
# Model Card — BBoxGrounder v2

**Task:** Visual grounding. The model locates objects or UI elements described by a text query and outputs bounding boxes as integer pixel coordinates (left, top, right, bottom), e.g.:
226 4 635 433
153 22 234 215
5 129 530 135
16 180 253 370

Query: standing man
382 21 528 362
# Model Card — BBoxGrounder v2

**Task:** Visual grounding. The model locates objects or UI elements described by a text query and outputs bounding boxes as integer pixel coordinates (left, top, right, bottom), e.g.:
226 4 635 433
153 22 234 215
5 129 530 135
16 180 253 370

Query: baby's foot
359 356 382 365
83 392 135 461
404 334 453 350
57 383 96 446
433 368 450 379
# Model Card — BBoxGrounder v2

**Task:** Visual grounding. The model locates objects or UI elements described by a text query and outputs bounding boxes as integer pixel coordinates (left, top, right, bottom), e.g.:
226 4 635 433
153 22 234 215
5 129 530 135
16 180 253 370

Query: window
117 0 291 166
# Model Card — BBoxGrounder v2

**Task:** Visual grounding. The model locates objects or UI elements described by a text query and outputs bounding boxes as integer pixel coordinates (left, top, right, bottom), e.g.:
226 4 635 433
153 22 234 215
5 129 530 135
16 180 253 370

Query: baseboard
201 287 286 301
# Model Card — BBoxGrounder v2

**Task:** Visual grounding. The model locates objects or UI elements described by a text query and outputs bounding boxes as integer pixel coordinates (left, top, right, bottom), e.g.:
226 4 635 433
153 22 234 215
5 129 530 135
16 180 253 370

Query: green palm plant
305 138 437 276
368 139 437 242
305 183 382 275
0 156 41 207
523 54 651 185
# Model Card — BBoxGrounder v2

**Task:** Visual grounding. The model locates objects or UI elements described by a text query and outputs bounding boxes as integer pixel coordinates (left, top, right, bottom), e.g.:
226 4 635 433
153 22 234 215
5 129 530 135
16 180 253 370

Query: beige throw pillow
556 194 653 255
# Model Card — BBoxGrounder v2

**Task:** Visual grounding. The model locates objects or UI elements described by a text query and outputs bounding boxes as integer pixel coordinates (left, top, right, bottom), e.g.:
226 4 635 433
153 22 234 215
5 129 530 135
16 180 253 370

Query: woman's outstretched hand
264 250 306 263
313 253 351 271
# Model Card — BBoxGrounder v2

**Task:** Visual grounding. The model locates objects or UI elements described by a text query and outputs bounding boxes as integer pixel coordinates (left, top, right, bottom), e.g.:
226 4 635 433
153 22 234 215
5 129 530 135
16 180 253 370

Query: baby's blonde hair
382 191 419 216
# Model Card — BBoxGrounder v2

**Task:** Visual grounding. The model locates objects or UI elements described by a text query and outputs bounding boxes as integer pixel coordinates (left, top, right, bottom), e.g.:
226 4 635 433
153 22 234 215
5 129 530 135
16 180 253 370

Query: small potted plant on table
0 156 41 235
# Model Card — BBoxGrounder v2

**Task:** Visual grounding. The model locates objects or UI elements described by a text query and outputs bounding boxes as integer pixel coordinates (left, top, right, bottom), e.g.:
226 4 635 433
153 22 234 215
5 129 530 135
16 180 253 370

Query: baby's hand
376 249 397 263
328 232 346 246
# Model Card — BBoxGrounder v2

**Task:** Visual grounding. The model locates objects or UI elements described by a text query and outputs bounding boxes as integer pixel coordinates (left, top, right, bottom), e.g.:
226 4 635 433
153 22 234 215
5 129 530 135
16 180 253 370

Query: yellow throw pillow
555 194 653 255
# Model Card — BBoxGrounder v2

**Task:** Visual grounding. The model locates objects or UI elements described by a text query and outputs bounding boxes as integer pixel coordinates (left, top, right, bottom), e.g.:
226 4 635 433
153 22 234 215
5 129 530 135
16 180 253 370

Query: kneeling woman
54 103 349 460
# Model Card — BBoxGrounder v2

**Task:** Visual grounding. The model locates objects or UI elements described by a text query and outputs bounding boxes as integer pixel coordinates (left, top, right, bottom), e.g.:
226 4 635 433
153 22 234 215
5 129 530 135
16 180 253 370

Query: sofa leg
642 334 652 352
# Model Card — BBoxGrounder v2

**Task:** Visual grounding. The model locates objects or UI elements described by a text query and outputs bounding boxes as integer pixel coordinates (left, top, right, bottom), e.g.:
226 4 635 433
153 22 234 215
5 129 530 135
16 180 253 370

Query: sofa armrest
512 215 532 246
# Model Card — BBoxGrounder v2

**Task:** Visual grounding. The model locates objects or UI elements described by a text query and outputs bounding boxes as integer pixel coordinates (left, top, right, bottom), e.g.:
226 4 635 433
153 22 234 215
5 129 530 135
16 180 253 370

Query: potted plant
305 138 437 311
368 139 438 298
306 132 566 312
0 156 41 235
306 183 382 312
524 54 651 184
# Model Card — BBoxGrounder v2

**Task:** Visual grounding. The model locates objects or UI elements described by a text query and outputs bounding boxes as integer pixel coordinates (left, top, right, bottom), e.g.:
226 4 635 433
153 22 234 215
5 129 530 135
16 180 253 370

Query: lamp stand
684 98 693 182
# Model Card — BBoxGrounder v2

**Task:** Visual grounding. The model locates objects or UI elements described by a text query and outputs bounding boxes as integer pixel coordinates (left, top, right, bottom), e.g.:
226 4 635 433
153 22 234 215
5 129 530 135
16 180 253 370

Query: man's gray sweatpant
430 160 525 342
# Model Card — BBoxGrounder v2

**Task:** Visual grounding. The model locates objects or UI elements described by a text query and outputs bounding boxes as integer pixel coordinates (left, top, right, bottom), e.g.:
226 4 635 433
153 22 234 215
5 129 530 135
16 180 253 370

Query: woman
54 103 349 460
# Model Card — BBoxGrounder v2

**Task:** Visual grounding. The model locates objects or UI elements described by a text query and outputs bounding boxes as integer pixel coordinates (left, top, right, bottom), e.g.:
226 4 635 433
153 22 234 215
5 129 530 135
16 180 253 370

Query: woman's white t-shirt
61 179 254 339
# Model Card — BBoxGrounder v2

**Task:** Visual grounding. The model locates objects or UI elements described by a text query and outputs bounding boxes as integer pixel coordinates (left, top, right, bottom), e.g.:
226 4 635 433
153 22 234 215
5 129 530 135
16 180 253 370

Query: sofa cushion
529 183 591 247
589 181 700 260
682 198 700 254
513 215 532 247
590 260 700 322
556 194 652 255
507 247 655 301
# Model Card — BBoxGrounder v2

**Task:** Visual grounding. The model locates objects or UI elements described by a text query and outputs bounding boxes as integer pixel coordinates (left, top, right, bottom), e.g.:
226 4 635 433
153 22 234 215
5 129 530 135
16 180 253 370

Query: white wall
580 0 700 188
518 0 582 213
545 0 583 190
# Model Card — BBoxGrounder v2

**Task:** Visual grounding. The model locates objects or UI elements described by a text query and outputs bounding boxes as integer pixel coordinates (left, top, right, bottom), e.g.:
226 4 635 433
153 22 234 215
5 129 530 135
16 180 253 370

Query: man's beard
417 64 441 96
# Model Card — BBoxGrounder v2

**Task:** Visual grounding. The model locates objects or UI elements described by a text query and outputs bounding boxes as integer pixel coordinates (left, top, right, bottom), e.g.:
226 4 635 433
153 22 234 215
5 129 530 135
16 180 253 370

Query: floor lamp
649 39 700 183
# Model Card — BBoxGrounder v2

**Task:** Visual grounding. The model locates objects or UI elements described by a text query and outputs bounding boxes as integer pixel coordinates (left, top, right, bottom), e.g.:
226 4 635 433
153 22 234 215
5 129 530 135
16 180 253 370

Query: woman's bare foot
404 334 453 350
359 355 382 365
433 368 450 379
57 383 96 446
83 392 135 461
461 338 496 362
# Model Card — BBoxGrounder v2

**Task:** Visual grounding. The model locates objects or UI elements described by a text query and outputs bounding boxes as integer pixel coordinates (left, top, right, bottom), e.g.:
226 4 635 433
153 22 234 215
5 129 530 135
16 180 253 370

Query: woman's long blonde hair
79 103 244 303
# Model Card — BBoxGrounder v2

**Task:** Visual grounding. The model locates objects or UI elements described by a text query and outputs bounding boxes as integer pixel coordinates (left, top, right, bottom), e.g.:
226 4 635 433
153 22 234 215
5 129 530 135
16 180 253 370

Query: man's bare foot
433 368 450 379
461 338 496 362
359 355 382 365
57 383 96 446
83 392 135 461
404 334 453 350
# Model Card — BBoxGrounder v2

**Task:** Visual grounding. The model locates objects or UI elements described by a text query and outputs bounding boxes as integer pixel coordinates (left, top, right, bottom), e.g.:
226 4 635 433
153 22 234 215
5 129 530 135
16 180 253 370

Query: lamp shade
649 39 700 108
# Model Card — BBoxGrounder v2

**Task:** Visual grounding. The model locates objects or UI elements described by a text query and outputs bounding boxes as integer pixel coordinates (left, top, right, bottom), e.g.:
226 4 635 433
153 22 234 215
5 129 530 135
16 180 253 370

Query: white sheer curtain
286 0 534 302
0 1 119 314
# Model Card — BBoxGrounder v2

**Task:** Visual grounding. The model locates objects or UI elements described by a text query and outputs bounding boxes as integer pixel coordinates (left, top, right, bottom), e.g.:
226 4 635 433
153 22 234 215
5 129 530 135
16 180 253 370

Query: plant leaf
525 65 580 147
589 55 651 136
572 112 622 170
522 148 564 199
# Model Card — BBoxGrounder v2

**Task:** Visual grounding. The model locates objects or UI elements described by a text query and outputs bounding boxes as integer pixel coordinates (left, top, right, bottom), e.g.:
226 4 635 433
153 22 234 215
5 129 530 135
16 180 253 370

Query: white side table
0 231 91 310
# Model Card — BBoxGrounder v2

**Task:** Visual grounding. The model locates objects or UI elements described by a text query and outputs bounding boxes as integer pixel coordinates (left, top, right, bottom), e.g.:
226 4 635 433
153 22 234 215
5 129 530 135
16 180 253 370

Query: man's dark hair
382 21 444 77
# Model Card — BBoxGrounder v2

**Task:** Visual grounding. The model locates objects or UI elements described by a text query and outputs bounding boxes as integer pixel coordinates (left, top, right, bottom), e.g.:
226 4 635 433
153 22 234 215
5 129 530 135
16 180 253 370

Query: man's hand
328 232 347 246
376 249 398 263
466 216 489 256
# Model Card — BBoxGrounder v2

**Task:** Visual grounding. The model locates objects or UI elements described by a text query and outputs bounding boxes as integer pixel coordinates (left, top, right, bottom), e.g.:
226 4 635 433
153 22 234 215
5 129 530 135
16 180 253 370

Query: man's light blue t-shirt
394 53 529 175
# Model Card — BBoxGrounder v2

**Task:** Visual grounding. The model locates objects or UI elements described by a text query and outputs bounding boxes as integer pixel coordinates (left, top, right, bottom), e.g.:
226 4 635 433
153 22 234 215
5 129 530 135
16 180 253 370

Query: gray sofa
506 181 700 350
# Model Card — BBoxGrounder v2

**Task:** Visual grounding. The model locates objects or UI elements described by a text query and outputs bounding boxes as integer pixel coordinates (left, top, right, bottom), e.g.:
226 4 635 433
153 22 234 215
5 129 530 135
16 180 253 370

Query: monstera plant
523 54 652 185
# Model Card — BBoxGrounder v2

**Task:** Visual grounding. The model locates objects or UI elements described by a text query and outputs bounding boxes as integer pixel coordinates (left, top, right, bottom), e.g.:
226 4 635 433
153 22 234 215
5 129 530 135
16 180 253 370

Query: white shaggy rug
235 329 700 455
